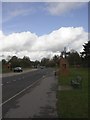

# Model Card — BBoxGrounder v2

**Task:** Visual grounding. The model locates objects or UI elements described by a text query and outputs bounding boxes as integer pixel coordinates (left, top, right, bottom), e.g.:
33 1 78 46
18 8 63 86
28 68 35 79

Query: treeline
67 40 90 67
1 55 60 69
1 41 90 69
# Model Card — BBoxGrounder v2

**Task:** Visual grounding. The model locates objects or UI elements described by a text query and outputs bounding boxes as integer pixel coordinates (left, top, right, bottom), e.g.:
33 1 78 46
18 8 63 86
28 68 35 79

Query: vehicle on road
13 67 23 72
40 66 46 69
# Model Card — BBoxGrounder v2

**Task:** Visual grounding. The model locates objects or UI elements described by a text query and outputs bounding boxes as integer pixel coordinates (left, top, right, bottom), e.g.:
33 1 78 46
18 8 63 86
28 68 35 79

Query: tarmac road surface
1 68 58 118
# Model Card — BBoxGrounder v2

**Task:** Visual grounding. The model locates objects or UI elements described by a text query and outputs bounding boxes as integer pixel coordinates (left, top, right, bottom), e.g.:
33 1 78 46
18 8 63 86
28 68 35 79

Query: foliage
8 56 19 68
53 55 60 66
80 41 90 67
40 58 50 67
21 56 31 68
2 40 90 72
67 50 81 67
34 60 40 68
2 59 7 65
1 56 32 73
57 68 88 118
81 41 90 58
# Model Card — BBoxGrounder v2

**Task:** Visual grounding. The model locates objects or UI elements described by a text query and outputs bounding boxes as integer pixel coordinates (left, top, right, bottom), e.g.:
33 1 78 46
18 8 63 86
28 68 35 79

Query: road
1 68 58 118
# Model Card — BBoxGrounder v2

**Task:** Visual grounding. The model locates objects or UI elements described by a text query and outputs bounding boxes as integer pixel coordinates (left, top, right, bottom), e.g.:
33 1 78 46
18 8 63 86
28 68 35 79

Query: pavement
3 72 58 118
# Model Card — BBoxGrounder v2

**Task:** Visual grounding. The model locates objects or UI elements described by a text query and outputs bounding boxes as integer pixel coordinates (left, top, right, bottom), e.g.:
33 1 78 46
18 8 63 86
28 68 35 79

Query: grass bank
57 67 88 118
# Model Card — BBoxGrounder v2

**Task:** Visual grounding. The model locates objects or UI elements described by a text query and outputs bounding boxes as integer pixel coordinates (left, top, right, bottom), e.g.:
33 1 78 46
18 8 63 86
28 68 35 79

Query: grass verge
57 67 88 118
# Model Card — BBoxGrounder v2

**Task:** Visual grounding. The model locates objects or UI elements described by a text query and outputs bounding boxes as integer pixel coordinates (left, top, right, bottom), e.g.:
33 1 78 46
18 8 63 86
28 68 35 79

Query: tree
67 50 81 67
80 41 90 67
22 56 31 68
81 41 90 59
34 60 40 68
41 57 51 67
8 56 19 68
53 55 60 66
2 59 7 65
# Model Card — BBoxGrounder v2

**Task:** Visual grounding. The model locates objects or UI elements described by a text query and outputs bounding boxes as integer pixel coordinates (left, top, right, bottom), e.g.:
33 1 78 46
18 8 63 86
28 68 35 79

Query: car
40 66 45 69
14 67 23 72
40 66 44 69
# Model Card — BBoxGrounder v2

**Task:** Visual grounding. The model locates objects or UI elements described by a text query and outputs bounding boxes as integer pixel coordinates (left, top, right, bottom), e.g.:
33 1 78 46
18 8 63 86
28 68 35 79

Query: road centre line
0 75 46 107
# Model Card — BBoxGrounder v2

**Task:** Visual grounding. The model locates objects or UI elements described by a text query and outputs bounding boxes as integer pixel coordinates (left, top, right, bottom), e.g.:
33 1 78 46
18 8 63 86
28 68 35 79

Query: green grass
57 67 88 118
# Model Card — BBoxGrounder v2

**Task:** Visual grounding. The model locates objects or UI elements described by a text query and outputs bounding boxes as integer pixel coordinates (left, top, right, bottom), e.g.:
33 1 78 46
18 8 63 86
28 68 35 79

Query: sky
0 2 89 61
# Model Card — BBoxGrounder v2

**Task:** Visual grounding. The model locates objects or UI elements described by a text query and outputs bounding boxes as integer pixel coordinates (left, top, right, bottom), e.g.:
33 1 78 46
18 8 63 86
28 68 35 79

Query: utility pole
64 47 66 58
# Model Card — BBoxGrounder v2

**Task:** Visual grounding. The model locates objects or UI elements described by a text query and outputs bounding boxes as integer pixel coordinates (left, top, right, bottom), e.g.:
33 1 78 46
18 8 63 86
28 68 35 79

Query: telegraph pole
64 47 66 58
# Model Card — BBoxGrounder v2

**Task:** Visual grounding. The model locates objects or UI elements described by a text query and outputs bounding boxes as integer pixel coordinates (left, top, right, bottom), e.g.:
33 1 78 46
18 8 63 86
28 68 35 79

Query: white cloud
2 2 87 24
10 9 33 17
0 31 38 51
3 7 35 23
45 2 85 16
0 27 88 61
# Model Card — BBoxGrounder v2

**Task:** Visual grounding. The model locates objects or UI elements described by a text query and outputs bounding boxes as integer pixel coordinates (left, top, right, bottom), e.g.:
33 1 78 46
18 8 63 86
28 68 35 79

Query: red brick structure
59 57 69 76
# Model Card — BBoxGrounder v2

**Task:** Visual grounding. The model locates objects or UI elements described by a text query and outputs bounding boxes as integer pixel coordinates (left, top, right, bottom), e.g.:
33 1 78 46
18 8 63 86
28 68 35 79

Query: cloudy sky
0 1 88 61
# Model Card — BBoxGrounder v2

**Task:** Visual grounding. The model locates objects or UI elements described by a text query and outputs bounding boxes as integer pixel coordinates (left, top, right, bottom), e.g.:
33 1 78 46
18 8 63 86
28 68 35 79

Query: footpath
4 73 58 118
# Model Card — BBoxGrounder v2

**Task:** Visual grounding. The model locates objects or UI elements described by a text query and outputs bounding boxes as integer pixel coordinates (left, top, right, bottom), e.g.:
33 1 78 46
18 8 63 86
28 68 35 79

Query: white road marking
0 76 45 107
